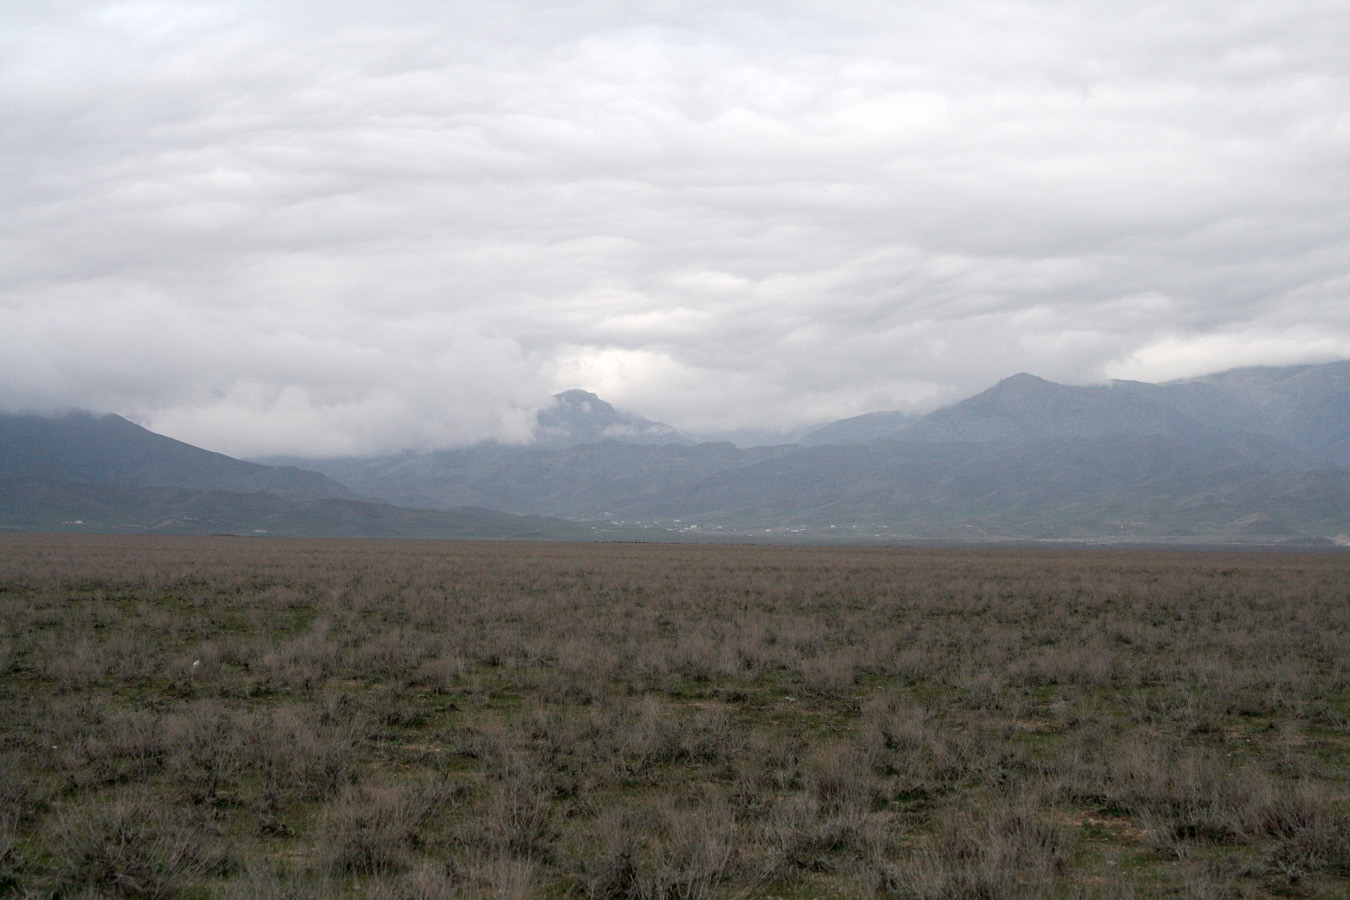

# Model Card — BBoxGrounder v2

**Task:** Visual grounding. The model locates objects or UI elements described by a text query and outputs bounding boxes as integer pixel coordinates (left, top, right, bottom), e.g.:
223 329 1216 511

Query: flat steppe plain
0 534 1347 898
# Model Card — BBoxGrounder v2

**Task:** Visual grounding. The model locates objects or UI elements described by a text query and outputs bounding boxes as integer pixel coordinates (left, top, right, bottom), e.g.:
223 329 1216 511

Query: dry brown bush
48 794 230 899
319 777 449 875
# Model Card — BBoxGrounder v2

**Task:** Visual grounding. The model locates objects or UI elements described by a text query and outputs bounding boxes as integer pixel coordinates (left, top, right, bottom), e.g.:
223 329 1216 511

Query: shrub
319 781 443 875
48 795 230 899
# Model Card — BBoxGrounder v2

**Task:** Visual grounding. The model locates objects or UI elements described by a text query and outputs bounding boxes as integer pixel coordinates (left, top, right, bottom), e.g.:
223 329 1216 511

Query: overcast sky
3 1 1348 456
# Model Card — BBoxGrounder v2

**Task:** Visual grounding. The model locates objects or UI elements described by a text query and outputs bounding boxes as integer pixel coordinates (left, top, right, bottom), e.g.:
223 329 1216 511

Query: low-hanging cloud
2 1 1347 455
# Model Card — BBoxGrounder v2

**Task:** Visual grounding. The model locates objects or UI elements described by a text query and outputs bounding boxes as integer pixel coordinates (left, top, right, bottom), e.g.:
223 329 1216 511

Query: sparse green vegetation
0 534 1347 897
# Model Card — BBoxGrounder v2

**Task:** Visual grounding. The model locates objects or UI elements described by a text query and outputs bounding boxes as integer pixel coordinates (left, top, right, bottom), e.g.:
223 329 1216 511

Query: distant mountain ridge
0 411 600 539
299 361 1350 542
799 362 1350 469
0 411 355 497
6 361 1350 543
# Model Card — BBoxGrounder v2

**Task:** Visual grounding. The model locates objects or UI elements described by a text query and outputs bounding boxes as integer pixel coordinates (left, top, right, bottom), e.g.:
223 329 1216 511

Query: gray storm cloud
1 1 1347 455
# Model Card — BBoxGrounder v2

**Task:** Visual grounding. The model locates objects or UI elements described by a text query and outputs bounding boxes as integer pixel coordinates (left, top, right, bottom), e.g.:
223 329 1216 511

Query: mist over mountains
536 390 694 447
4 361 1349 544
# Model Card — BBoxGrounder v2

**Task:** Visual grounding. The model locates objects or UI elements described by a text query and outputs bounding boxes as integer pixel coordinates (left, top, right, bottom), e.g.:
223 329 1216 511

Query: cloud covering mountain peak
535 390 693 447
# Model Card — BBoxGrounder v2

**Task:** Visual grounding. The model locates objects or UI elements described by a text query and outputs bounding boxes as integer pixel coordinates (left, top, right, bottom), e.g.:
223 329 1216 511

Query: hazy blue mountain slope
1297 391 1350 465
1111 361 1350 467
1107 379 1268 435
592 437 1277 528
309 441 793 515
798 410 914 446
800 374 1223 446
0 411 353 497
1178 361 1350 410
895 374 1219 443
798 360 1350 470
0 477 602 539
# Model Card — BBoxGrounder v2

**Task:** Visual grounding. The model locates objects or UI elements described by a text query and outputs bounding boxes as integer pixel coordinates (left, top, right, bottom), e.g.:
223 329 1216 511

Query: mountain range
289 362 1350 543
0 411 609 540
800 365 1350 469
4 362 1350 544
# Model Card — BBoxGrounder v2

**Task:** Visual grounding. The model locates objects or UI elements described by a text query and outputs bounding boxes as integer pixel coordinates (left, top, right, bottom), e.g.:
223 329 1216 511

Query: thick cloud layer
3 1 1347 455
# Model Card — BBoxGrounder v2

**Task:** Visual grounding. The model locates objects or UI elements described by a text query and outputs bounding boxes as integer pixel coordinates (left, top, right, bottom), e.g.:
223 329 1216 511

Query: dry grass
0 534 1347 897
